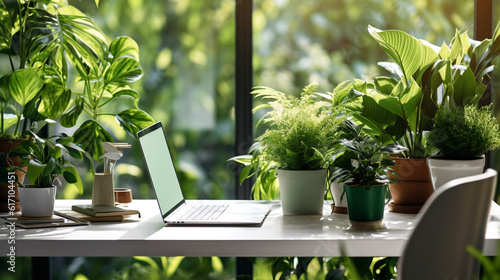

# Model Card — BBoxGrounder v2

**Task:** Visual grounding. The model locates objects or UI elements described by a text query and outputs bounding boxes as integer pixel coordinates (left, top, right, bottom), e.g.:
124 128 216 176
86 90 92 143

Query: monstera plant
0 0 107 139
0 1 153 211
0 0 153 160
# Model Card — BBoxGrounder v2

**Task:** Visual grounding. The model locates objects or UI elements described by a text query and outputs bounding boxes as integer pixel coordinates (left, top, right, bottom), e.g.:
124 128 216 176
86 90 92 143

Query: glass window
69 0 236 200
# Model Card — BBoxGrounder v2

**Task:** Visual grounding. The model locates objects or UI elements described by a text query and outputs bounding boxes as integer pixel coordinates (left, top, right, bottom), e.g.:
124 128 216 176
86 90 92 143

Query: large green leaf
438 42 451 59
400 78 423 120
73 120 113 160
56 6 108 78
60 96 84 128
116 109 155 138
104 57 143 86
418 39 440 70
452 66 477 107
367 90 404 119
400 79 423 132
38 85 71 119
7 68 45 107
62 165 83 194
374 76 397 95
109 36 140 62
449 30 471 65
27 160 45 187
368 25 422 82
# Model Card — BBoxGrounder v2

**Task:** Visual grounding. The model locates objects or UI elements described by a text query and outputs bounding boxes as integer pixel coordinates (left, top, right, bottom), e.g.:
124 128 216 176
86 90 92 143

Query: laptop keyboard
179 204 229 220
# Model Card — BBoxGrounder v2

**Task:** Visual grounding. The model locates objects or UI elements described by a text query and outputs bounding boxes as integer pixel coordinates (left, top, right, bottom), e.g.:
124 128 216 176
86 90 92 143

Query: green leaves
60 96 84 128
56 6 107 77
368 25 423 83
4 68 44 107
38 86 71 119
116 109 155 138
73 120 113 160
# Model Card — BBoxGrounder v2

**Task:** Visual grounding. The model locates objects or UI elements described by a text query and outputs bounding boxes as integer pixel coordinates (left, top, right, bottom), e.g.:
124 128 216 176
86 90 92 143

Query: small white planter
330 178 348 214
18 186 57 217
278 169 327 215
426 156 485 190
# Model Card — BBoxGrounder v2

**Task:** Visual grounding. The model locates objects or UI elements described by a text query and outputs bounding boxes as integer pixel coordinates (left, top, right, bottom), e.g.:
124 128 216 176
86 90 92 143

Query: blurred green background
4 0 500 279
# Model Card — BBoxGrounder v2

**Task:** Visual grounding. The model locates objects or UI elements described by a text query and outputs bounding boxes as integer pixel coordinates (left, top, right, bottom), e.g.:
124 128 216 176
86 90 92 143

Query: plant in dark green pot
16 131 92 217
253 83 345 215
426 105 500 189
331 121 406 229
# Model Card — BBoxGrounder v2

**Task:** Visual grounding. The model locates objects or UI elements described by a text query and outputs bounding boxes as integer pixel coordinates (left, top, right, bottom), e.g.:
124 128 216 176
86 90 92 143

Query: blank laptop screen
138 123 184 217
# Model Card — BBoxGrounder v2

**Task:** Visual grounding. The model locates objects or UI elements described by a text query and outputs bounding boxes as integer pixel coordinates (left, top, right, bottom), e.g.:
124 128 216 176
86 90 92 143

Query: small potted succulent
331 121 406 229
253 83 345 215
16 132 92 217
426 105 500 189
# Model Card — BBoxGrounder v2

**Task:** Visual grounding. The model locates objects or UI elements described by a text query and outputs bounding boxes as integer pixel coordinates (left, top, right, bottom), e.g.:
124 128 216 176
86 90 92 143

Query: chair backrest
398 168 497 280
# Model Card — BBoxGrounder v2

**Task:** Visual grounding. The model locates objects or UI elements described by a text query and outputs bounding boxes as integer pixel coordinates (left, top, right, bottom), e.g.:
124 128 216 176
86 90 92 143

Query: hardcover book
72 205 141 218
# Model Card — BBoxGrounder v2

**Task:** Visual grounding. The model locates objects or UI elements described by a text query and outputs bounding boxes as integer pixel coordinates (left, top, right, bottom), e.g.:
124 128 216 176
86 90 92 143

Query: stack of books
64 204 141 222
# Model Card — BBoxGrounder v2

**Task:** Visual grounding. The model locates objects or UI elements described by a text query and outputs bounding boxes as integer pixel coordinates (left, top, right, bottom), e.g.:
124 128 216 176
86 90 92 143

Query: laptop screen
137 122 185 217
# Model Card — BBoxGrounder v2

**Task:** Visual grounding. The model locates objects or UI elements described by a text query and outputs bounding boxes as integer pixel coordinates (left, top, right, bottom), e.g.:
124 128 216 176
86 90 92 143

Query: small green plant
253 83 345 170
229 142 279 200
331 120 406 188
17 131 92 193
427 105 500 160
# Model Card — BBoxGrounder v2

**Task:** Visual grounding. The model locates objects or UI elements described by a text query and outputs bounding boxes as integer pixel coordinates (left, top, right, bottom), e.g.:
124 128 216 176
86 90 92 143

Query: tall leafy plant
0 0 107 138
60 36 154 159
336 23 500 158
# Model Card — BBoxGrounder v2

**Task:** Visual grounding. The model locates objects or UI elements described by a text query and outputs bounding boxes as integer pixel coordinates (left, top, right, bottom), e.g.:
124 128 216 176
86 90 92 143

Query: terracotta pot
0 138 28 212
387 157 434 213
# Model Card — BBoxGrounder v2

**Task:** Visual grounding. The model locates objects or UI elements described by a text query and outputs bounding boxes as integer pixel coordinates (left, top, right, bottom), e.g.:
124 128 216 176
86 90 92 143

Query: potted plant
426 105 500 189
331 22 500 213
253 83 345 215
331 121 406 229
0 0 108 210
0 0 155 209
16 132 91 217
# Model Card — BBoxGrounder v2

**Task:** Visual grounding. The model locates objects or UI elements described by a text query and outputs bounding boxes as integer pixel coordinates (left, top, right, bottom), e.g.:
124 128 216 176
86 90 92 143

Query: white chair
398 168 497 280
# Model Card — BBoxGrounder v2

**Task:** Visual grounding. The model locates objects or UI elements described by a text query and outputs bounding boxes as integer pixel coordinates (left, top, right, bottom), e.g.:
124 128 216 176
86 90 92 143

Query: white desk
1 199 500 257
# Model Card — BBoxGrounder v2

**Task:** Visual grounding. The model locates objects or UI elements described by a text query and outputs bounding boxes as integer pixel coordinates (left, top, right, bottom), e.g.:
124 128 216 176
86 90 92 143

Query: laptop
137 122 271 225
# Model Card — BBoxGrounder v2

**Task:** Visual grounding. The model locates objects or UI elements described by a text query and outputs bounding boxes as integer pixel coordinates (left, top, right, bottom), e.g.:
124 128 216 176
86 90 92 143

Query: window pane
253 0 473 92
71 0 236 200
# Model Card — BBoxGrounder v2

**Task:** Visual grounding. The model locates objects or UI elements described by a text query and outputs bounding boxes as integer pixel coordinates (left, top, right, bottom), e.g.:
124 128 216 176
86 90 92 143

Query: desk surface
1 199 499 257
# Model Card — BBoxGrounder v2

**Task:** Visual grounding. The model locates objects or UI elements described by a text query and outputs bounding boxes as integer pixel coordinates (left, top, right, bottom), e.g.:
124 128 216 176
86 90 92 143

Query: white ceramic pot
18 186 57 217
426 156 485 190
330 178 348 213
277 169 327 215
